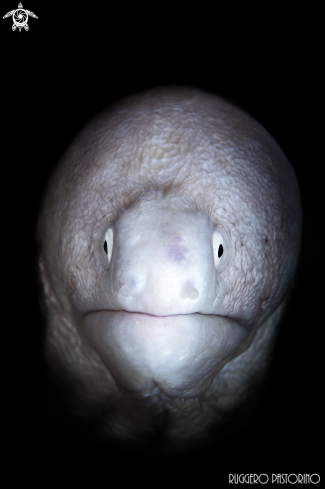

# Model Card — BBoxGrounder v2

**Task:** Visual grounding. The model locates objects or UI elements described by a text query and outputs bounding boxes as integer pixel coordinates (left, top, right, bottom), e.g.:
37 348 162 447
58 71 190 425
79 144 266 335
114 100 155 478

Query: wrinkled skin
37 86 302 453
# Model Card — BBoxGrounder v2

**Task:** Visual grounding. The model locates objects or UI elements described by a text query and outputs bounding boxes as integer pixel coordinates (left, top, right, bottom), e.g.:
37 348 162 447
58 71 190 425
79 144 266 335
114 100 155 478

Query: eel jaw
82 310 249 400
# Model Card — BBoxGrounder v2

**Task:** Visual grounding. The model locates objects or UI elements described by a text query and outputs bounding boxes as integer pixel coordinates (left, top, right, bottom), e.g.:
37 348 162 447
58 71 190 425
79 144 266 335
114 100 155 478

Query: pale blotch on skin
37 86 302 454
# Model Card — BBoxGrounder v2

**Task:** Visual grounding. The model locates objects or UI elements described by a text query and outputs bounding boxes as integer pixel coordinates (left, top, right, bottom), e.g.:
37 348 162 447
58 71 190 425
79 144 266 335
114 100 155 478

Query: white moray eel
37 86 302 453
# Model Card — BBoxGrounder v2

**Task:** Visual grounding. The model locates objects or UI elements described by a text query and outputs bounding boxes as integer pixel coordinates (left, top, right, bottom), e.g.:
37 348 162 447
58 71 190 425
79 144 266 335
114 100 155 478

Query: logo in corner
3 3 38 32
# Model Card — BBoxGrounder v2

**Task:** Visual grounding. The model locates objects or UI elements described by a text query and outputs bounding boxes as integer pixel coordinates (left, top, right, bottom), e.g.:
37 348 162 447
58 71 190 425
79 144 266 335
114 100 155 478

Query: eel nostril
180 282 199 300
119 283 133 298
189 289 199 299
118 277 143 298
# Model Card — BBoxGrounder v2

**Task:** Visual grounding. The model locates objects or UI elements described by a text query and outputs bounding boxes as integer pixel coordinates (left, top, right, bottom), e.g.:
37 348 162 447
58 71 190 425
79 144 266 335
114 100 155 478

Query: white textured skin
38 87 302 452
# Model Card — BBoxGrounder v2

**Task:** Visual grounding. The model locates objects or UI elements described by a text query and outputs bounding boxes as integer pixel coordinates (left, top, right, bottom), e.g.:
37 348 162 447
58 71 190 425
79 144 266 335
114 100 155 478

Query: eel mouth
82 310 249 399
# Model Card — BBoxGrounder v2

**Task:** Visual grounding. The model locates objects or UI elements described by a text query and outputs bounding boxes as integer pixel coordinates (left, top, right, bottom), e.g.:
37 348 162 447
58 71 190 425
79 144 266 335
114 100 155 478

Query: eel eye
212 227 232 272
102 227 114 264
218 244 224 258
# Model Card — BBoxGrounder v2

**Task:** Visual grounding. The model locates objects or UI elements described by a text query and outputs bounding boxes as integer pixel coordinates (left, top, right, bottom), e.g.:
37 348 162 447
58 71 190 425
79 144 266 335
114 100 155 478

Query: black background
2 3 322 485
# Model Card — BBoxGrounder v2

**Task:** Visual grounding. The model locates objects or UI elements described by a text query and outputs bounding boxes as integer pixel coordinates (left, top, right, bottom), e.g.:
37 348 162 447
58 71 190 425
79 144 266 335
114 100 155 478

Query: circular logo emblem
13 8 28 28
